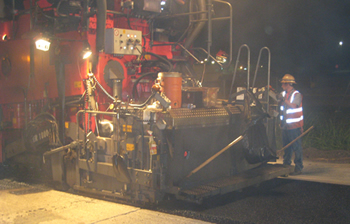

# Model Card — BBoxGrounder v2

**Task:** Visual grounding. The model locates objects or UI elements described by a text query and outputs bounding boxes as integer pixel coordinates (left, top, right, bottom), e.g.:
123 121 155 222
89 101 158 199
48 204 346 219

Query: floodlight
35 38 51 51
2 34 8 41
81 41 92 59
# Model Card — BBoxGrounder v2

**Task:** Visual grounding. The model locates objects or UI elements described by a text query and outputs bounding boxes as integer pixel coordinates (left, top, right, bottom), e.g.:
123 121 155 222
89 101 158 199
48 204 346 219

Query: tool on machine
276 126 314 153
185 135 244 180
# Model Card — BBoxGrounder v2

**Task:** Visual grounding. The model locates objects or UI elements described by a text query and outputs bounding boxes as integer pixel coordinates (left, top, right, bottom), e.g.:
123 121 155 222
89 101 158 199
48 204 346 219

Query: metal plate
164 108 232 129
178 164 294 202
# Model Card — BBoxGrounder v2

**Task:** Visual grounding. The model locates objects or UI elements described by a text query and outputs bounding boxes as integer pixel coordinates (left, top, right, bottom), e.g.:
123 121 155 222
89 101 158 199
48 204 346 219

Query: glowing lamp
2 34 8 41
81 48 92 59
35 38 51 51
81 41 92 59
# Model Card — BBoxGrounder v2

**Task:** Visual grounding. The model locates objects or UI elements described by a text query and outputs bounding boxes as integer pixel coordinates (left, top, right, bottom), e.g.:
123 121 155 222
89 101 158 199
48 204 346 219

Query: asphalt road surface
150 178 350 224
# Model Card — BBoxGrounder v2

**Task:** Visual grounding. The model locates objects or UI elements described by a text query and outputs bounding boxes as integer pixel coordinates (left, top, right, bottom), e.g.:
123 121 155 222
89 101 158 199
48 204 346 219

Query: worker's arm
283 99 297 108
284 92 302 108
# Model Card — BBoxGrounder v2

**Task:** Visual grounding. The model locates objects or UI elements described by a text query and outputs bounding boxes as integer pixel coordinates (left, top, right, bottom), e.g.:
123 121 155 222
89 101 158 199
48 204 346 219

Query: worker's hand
301 127 304 133
277 93 285 102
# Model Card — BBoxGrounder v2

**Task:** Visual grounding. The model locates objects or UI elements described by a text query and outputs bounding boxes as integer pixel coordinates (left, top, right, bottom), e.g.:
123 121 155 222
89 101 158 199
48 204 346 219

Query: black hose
144 52 173 72
132 72 157 100
129 92 156 108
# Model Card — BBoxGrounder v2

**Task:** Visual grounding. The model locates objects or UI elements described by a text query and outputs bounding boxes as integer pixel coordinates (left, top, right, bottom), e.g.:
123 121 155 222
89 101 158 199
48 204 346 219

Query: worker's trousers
282 128 303 171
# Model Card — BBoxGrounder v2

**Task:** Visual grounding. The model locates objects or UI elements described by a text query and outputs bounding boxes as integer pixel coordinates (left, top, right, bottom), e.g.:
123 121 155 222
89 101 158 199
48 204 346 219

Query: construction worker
279 74 304 175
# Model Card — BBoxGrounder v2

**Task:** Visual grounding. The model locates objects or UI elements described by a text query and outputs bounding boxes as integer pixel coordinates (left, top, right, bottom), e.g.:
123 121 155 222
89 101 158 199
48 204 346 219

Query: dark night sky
197 0 350 82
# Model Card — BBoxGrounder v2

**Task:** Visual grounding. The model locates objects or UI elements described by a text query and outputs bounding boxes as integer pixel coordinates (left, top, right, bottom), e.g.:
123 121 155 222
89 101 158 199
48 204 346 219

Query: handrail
212 0 233 68
192 47 223 67
177 43 202 64
252 47 272 141
229 44 251 103
207 0 213 60
252 47 271 114
181 0 233 68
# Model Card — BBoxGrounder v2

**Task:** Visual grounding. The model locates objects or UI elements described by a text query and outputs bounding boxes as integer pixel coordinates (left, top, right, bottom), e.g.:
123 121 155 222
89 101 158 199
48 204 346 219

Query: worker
279 74 304 175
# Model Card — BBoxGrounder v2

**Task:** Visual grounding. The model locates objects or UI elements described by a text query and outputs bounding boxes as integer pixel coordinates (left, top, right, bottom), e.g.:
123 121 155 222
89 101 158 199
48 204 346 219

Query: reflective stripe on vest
286 115 303 124
279 90 303 129
286 107 303 114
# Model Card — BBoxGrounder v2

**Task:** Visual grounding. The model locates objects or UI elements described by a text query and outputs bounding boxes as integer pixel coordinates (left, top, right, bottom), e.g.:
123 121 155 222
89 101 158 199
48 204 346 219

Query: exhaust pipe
184 0 207 49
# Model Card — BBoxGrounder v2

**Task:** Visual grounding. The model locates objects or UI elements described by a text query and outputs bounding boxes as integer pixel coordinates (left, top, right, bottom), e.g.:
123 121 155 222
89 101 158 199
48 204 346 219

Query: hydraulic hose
93 75 155 108
93 76 115 101
132 72 157 100
129 92 156 108
144 52 173 72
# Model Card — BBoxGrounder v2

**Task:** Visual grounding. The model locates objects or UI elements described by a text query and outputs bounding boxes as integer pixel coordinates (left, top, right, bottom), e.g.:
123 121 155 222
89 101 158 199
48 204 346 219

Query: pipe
55 60 66 145
207 0 212 60
184 0 206 49
94 0 107 70
157 10 207 19
112 79 123 100
43 141 81 157
96 0 106 52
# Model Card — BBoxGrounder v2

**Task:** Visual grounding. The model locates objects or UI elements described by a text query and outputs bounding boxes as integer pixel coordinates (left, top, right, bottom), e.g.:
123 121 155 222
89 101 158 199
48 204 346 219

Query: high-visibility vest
279 90 304 130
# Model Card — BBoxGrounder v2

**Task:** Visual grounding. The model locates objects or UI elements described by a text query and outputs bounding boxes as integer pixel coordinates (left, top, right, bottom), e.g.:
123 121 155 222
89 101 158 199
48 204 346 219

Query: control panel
105 28 142 55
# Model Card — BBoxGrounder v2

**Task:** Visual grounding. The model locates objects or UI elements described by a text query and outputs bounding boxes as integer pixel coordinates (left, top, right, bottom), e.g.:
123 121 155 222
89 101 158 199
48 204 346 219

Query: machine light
82 50 92 59
35 38 51 51
211 61 215 64
216 55 227 63
81 41 92 59
2 34 8 41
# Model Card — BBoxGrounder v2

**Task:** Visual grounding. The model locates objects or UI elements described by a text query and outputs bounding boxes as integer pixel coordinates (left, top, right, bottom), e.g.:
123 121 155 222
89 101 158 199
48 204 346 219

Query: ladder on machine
229 44 276 152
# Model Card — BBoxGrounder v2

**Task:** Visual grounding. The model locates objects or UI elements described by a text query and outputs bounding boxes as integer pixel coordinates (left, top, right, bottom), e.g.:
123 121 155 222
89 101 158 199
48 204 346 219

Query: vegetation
302 109 350 151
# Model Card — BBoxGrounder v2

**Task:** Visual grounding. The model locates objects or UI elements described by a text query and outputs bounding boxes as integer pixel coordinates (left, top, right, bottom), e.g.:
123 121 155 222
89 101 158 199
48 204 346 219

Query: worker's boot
290 169 302 175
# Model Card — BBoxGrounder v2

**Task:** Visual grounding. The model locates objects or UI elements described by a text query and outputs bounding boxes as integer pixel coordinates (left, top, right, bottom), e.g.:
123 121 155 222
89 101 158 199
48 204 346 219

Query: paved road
152 178 350 224
1 159 350 224
150 159 350 223
0 178 211 224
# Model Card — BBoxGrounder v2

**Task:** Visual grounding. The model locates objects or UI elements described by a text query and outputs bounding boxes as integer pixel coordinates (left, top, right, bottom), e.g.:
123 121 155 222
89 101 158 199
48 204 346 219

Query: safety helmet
280 74 296 84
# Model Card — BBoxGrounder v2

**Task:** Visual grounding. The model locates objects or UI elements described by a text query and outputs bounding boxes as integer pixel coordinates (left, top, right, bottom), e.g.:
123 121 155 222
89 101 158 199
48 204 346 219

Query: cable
129 92 156 108
143 52 173 72
92 76 115 101
132 72 157 100
66 91 86 105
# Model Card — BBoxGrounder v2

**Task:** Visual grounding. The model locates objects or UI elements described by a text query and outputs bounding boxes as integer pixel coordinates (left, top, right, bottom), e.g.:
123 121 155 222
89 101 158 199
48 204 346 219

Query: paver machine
0 0 292 204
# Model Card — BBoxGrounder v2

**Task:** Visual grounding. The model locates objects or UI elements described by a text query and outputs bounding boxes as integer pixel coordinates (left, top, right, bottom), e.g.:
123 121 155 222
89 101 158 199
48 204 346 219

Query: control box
105 28 142 55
